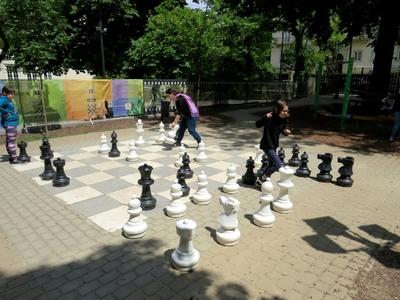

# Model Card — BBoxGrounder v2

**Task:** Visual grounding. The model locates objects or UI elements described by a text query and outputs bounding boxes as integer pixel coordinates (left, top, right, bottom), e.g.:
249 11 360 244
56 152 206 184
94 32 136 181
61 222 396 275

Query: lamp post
96 19 107 77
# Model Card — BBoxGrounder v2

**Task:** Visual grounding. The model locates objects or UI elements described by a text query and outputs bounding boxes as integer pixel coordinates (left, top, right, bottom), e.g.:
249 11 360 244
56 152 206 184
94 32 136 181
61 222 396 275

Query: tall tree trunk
293 27 305 81
369 8 399 96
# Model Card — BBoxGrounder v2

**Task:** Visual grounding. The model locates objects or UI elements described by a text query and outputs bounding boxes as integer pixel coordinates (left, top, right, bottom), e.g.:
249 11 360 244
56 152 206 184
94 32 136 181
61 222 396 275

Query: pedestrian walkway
0 102 399 300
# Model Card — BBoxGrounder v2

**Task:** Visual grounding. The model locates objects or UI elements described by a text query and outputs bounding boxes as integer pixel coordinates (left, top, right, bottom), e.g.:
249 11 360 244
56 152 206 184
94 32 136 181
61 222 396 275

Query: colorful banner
64 80 112 121
127 79 144 116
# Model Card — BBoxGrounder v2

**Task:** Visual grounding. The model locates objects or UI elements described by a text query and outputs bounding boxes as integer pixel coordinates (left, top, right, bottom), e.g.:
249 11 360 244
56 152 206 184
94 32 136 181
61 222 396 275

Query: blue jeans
390 111 400 140
175 116 202 143
261 148 282 178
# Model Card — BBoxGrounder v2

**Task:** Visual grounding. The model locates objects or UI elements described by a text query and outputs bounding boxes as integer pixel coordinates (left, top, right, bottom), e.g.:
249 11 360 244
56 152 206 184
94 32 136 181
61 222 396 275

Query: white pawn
222 164 240 194
136 119 144 132
216 196 240 246
194 140 207 162
253 178 276 227
98 133 110 153
126 140 138 161
166 180 186 218
122 195 148 239
272 166 295 214
171 219 200 271
155 121 166 143
192 171 212 205
254 145 263 168
165 124 179 145
174 144 186 168
136 135 145 146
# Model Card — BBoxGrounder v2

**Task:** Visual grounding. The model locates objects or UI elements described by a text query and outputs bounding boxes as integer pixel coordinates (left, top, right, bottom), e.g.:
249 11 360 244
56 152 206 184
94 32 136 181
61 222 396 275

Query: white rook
171 219 200 271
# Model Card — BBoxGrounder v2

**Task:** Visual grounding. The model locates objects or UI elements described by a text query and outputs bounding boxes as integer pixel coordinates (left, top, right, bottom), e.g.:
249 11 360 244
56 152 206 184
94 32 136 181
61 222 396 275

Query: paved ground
0 100 399 300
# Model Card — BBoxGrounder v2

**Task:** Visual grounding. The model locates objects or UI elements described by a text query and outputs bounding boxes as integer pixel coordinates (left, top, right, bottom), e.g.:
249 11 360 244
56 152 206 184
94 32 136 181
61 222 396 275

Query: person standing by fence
0 86 21 164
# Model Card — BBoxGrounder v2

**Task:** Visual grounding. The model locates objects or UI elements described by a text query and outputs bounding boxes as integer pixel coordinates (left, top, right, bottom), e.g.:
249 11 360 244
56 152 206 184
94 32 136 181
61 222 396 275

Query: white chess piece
165 124 179 145
155 121 166 143
254 145 263 168
171 219 200 271
194 140 207 162
192 171 212 205
136 119 144 132
166 180 186 218
126 140 138 161
174 144 186 168
253 178 276 227
122 195 148 239
222 164 240 194
136 135 145 146
272 166 295 214
98 133 110 153
216 196 240 246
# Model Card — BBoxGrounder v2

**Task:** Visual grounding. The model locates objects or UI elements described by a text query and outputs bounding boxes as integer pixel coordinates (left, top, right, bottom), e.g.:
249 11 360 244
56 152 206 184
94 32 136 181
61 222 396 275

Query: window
353 50 362 61
283 32 291 43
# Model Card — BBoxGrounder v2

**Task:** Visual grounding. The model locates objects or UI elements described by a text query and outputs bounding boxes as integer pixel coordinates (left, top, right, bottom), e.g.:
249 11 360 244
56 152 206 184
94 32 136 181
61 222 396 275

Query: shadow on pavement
302 216 400 269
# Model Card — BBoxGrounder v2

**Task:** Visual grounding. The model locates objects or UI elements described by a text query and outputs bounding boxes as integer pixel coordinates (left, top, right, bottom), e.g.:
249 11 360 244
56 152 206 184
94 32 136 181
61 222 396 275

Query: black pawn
296 152 311 177
177 167 190 197
242 156 257 185
52 158 70 187
137 163 156 210
17 141 31 163
40 157 56 180
278 148 285 166
256 154 269 180
316 153 333 182
108 131 121 157
40 136 53 160
288 144 300 167
181 152 193 179
336 157 354 187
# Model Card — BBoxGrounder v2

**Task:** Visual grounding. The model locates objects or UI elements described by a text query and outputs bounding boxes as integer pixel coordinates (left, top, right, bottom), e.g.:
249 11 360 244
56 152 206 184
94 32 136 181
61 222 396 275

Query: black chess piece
256 154 269 180
336 156 354 187
17 141 31 163
181 152 193 179
316 153 333 182
278 148 285 166
296 152 311 177
138 163 156 210
108 131 121 157
39 157 56 181
242 156 257 185
40 135 53 160
177 167 190 197
288 144 300 167
52 158 70 187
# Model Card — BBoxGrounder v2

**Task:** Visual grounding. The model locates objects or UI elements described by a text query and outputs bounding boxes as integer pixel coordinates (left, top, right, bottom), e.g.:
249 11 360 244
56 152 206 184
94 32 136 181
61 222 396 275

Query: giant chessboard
12 134 256 232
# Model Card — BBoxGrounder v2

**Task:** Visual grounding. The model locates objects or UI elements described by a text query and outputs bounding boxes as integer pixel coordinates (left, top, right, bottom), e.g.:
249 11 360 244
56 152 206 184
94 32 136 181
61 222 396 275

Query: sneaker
173 142 182 147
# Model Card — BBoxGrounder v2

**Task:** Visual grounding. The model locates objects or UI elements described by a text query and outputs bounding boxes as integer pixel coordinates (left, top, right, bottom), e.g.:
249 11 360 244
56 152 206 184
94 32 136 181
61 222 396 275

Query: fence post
313 62 323 120
341 58 354 130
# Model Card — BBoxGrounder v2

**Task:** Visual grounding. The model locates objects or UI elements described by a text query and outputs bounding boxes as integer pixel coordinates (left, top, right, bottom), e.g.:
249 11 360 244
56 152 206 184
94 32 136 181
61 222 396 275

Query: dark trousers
5 126 18 161
261 148 282 178
175 116 202 144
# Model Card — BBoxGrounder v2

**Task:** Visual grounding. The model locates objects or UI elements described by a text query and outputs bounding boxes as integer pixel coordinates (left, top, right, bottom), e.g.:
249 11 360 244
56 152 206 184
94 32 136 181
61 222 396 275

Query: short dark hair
2 86 15 95
166 88 179 95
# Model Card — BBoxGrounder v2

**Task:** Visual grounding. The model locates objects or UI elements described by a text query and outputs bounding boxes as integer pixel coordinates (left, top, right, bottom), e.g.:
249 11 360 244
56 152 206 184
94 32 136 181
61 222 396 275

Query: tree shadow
302 216 400 269
0 236 273 299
